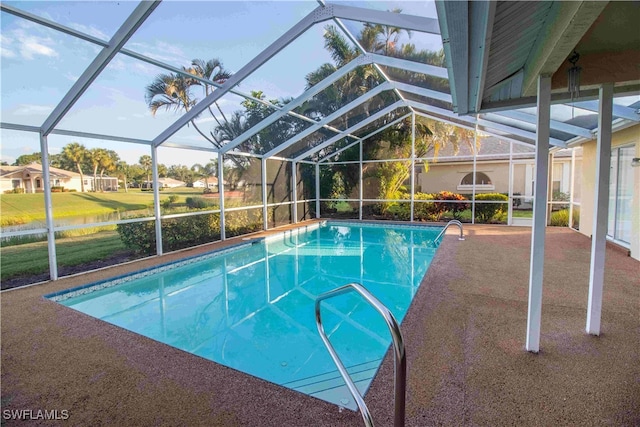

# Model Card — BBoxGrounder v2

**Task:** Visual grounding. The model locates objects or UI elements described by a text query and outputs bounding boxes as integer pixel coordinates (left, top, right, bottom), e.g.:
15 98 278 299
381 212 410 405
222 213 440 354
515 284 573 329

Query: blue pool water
48 221 442 409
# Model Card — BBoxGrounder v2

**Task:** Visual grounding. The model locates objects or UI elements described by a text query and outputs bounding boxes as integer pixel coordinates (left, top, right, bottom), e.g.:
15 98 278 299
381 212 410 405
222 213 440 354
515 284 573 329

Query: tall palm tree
88 148 109 191
61 142 87 192
116 161 131 193
98 150 119 191
145 58 232 150
139 155 152 187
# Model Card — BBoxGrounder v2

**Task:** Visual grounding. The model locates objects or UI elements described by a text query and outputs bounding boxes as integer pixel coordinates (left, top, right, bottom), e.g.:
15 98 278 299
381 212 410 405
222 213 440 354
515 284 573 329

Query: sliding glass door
608 145 635 245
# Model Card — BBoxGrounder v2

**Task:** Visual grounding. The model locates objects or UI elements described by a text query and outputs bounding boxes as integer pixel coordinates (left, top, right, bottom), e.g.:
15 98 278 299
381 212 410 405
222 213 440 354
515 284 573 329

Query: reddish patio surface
1 223 639 426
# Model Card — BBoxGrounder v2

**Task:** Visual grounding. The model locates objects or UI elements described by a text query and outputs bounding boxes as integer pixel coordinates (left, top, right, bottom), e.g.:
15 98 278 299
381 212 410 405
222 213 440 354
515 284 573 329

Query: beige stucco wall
579 124 640 260
419 161 511 194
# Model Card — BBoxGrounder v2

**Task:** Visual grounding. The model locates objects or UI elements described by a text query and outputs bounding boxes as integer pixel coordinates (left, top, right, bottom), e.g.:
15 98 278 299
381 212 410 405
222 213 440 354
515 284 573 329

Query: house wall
579 124 640 260
419 161 510 195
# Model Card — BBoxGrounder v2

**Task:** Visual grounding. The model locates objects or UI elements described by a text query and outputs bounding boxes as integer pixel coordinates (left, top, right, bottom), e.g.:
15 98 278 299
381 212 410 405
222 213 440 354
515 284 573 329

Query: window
458 172 495 190
35 178 41 188
11 179 21 189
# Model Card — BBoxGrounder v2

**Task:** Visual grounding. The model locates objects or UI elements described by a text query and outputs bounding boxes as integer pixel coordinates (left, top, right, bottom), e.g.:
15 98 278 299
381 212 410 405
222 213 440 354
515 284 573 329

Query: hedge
474 193 508 223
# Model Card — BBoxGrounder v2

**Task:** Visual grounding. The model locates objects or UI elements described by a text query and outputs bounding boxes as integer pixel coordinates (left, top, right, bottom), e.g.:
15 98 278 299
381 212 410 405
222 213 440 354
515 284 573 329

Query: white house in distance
157 177 185 188
192 176 219 189
0 163 84 193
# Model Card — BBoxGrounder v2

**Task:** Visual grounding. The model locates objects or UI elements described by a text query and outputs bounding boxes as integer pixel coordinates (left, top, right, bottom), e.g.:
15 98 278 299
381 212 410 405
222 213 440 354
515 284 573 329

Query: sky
0 0 440 167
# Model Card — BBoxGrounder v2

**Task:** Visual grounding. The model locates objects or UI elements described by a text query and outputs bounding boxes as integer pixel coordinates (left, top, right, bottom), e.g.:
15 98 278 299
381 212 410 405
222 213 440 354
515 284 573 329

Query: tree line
12 145 222 192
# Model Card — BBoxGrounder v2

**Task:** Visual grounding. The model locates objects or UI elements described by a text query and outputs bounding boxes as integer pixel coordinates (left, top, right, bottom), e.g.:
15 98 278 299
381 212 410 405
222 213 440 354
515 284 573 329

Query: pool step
284 359 381 404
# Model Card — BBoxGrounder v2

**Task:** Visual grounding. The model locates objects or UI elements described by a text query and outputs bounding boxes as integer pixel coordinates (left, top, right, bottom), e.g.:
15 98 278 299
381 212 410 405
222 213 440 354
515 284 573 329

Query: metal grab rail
315 282 406 427
435 219 465 241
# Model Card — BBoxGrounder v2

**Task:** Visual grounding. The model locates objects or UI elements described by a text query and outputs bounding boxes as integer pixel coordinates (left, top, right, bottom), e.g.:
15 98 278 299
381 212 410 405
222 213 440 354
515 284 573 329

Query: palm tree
191 161 217 190
116 161 131 193
87 148 108 192
98 150 119 191
139 155 152 188
145 58 232 150
61 142 87 192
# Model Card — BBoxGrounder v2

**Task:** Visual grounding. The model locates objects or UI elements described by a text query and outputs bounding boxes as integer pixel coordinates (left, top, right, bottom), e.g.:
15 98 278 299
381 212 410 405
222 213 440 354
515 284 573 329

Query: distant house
0 163 84 193
192 177 219 189
157 177 185 188
85 175 119 192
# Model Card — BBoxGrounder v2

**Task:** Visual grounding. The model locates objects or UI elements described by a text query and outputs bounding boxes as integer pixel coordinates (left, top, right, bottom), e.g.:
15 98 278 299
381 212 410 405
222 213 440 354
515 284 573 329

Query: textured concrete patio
2 223 639 426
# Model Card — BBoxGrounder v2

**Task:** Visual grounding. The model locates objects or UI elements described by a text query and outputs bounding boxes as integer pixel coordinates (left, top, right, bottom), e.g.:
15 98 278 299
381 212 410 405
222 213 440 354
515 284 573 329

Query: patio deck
1 223 638 426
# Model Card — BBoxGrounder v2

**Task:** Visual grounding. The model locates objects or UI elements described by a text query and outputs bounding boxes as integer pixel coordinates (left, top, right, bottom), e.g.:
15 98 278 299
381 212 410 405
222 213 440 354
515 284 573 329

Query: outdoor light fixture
567 50 581 100
632 157 640 167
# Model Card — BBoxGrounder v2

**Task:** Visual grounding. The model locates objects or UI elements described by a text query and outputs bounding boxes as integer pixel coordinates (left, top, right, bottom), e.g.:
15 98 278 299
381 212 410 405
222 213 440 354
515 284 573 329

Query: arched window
458 172 495 190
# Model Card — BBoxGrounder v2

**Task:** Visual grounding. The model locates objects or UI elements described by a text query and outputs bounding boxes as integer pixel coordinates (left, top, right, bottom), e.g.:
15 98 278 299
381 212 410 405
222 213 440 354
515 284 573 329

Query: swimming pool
47 221 442 410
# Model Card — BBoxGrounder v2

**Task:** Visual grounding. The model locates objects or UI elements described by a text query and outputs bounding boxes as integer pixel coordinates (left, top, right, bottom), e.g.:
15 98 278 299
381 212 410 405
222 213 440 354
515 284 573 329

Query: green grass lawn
0 230 131 281
0 188 207 225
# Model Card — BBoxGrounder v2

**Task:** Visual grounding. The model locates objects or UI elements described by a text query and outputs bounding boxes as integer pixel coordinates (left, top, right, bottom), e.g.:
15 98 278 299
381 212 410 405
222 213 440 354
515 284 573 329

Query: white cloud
68 23 109 41
6 29 59 60
13 104 54 116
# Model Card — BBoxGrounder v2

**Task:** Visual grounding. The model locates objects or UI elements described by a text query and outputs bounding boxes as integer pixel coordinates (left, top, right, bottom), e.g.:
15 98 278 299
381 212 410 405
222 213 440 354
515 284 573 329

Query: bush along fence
117 208 267 255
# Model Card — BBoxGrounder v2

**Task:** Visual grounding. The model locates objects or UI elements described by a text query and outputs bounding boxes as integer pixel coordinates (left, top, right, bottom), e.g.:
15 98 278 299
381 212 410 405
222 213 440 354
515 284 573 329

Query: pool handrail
315 282 406 427
435 219 465 241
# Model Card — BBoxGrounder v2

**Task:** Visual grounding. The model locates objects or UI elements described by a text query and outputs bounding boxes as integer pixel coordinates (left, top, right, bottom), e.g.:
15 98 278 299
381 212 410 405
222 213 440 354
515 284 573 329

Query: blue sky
1 0 439 167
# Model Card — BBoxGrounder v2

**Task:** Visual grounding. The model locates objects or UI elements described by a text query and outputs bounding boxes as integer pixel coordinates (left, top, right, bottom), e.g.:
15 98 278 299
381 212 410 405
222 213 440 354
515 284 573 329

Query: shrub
386 203 410 220
50 186 64 192
474 193 509 223
117 208 264 254
186 196 217 209
161 194 179 209
4 188 25 194
433 191 469 220
413 193 439 221
203 187 213 194
550 209 570 227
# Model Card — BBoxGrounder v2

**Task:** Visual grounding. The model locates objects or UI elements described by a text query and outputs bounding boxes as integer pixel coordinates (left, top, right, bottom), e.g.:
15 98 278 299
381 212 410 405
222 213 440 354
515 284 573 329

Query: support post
569 148 576 229
151 145 163 256
218 152 226 240
39 133 58 280
292 161 298 223
359 140 363 220
526 74 551 353
315 163 321 219
508 141 514 225
410 113 416 222
586 83 613 335
262 157 268 230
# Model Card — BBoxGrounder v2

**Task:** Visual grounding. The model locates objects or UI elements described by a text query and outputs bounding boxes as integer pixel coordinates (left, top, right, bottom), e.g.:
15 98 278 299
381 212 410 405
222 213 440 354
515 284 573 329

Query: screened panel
123 1 316 74
3 1 138 41
276 127 340 160
238 22 347 101
1 129 48 288
56 53 186 140
352 106 412 139
161 214 220 252
225 207 263 239
326 91 401 131
251 114 314 155
57 224 150 278
0 13 100 127
308 137 358 162
224 156 262 207
266 159 291 204
294 65 386 121
338 20 443 64
0 237 52 289
397 90 453 112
